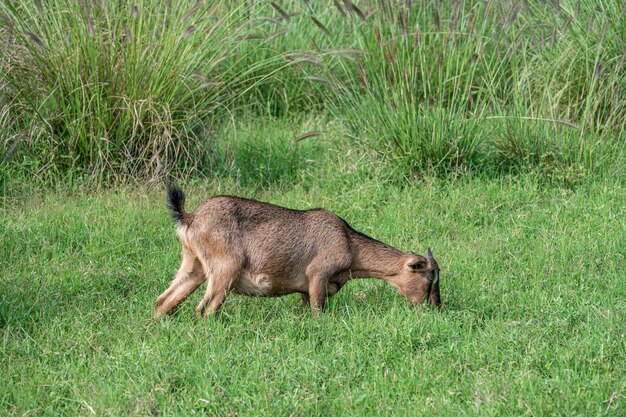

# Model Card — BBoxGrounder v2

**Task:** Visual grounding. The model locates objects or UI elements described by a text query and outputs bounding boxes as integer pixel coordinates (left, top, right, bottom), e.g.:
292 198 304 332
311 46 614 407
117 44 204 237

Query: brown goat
154 183 441 318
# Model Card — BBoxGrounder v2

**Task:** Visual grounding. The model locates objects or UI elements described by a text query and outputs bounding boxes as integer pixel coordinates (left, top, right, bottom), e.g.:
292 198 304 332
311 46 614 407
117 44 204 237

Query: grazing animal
154 183 441 318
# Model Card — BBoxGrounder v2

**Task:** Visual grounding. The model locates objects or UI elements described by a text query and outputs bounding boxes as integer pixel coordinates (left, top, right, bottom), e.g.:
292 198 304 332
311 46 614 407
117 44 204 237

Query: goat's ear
407 257 427 271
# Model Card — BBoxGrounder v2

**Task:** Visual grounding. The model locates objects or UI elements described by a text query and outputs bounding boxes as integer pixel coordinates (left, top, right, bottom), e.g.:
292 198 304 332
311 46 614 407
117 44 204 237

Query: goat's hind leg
154 248 205 318
195 254 243 317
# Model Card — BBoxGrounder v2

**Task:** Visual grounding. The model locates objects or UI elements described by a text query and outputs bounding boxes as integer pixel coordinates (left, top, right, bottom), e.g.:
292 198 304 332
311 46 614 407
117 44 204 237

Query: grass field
1 118 625 415
1 0 626 415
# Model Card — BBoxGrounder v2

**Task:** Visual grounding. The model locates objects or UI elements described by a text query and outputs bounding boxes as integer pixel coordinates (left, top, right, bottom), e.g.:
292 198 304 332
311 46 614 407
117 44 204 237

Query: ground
1 175 624 416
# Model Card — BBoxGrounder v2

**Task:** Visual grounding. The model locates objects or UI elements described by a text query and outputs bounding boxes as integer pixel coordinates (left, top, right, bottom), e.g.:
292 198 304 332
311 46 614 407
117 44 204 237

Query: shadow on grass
0 267 153 335
194 115 325 190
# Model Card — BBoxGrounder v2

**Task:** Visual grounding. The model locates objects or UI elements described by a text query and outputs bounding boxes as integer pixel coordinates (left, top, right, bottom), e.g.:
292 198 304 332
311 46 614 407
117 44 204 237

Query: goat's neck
348 231 406 280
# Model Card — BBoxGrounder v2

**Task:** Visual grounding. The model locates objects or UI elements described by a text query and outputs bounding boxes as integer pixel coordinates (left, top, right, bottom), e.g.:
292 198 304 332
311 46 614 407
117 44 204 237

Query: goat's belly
233 273 301 296
234 275 269 296
232 273 274 296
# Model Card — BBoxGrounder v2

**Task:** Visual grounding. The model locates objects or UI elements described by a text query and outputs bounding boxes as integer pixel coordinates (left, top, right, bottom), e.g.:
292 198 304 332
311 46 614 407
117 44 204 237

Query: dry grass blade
310 37 320 51
332 0 347 18
398 10 407 34
384 45 393 65
561 16 572 37
209 55 228 70
184 25 197 37
257 16 282 25
206 17 225 38
123 26 132 43
0 134 23 165
507 4 521 26
267 29 290 41
343 0 365 21
413 23 420 46
322 48 365 62
283 51 323 65
593 62 603 80
190 70 207 82
26 31 45 49
86 17 95 36
311 16 331 36
326 71 347 90
432 9 440 32
294 131 322 142
305 76 332 86
243 33 264 40
270 2 293 22
391 136 404 151
183 1 203 20
356 61 366 86
546 26 556 48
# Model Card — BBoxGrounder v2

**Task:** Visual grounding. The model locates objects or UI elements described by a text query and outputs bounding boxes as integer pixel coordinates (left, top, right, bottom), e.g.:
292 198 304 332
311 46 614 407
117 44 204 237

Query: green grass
1 127 624 414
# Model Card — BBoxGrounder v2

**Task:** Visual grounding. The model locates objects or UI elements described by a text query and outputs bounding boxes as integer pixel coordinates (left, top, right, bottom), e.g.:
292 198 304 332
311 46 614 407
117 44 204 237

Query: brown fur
154 184 441 318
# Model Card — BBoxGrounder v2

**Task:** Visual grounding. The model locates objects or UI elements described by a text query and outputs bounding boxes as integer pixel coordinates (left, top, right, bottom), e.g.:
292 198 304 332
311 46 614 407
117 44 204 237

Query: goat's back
184 196 352 277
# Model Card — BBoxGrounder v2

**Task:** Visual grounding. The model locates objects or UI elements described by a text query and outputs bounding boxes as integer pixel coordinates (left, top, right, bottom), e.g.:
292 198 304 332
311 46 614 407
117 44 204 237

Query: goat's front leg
305 260 348 316
300 280 342 309
327 282 340 297
300 293 310 307
308 279 326 318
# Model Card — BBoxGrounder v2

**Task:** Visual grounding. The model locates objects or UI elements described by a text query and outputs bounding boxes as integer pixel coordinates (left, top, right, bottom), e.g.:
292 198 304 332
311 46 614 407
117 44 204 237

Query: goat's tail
166 181 188 225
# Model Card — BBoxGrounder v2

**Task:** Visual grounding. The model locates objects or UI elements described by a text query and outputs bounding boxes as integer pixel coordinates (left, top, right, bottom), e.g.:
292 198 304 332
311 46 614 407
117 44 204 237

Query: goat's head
391 248 441 307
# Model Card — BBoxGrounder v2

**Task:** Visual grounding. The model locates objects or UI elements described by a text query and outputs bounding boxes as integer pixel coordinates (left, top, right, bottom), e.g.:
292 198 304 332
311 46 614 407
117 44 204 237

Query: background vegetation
1 0 624 183
1 0 624 415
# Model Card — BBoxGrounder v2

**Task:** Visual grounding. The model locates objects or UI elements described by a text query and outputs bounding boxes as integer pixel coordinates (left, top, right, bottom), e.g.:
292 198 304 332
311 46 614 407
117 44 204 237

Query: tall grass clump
337 1 500 176
1 0 623 183
0 95 20 192
227 1 356 116
308 0 625 180
0 0 281 181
